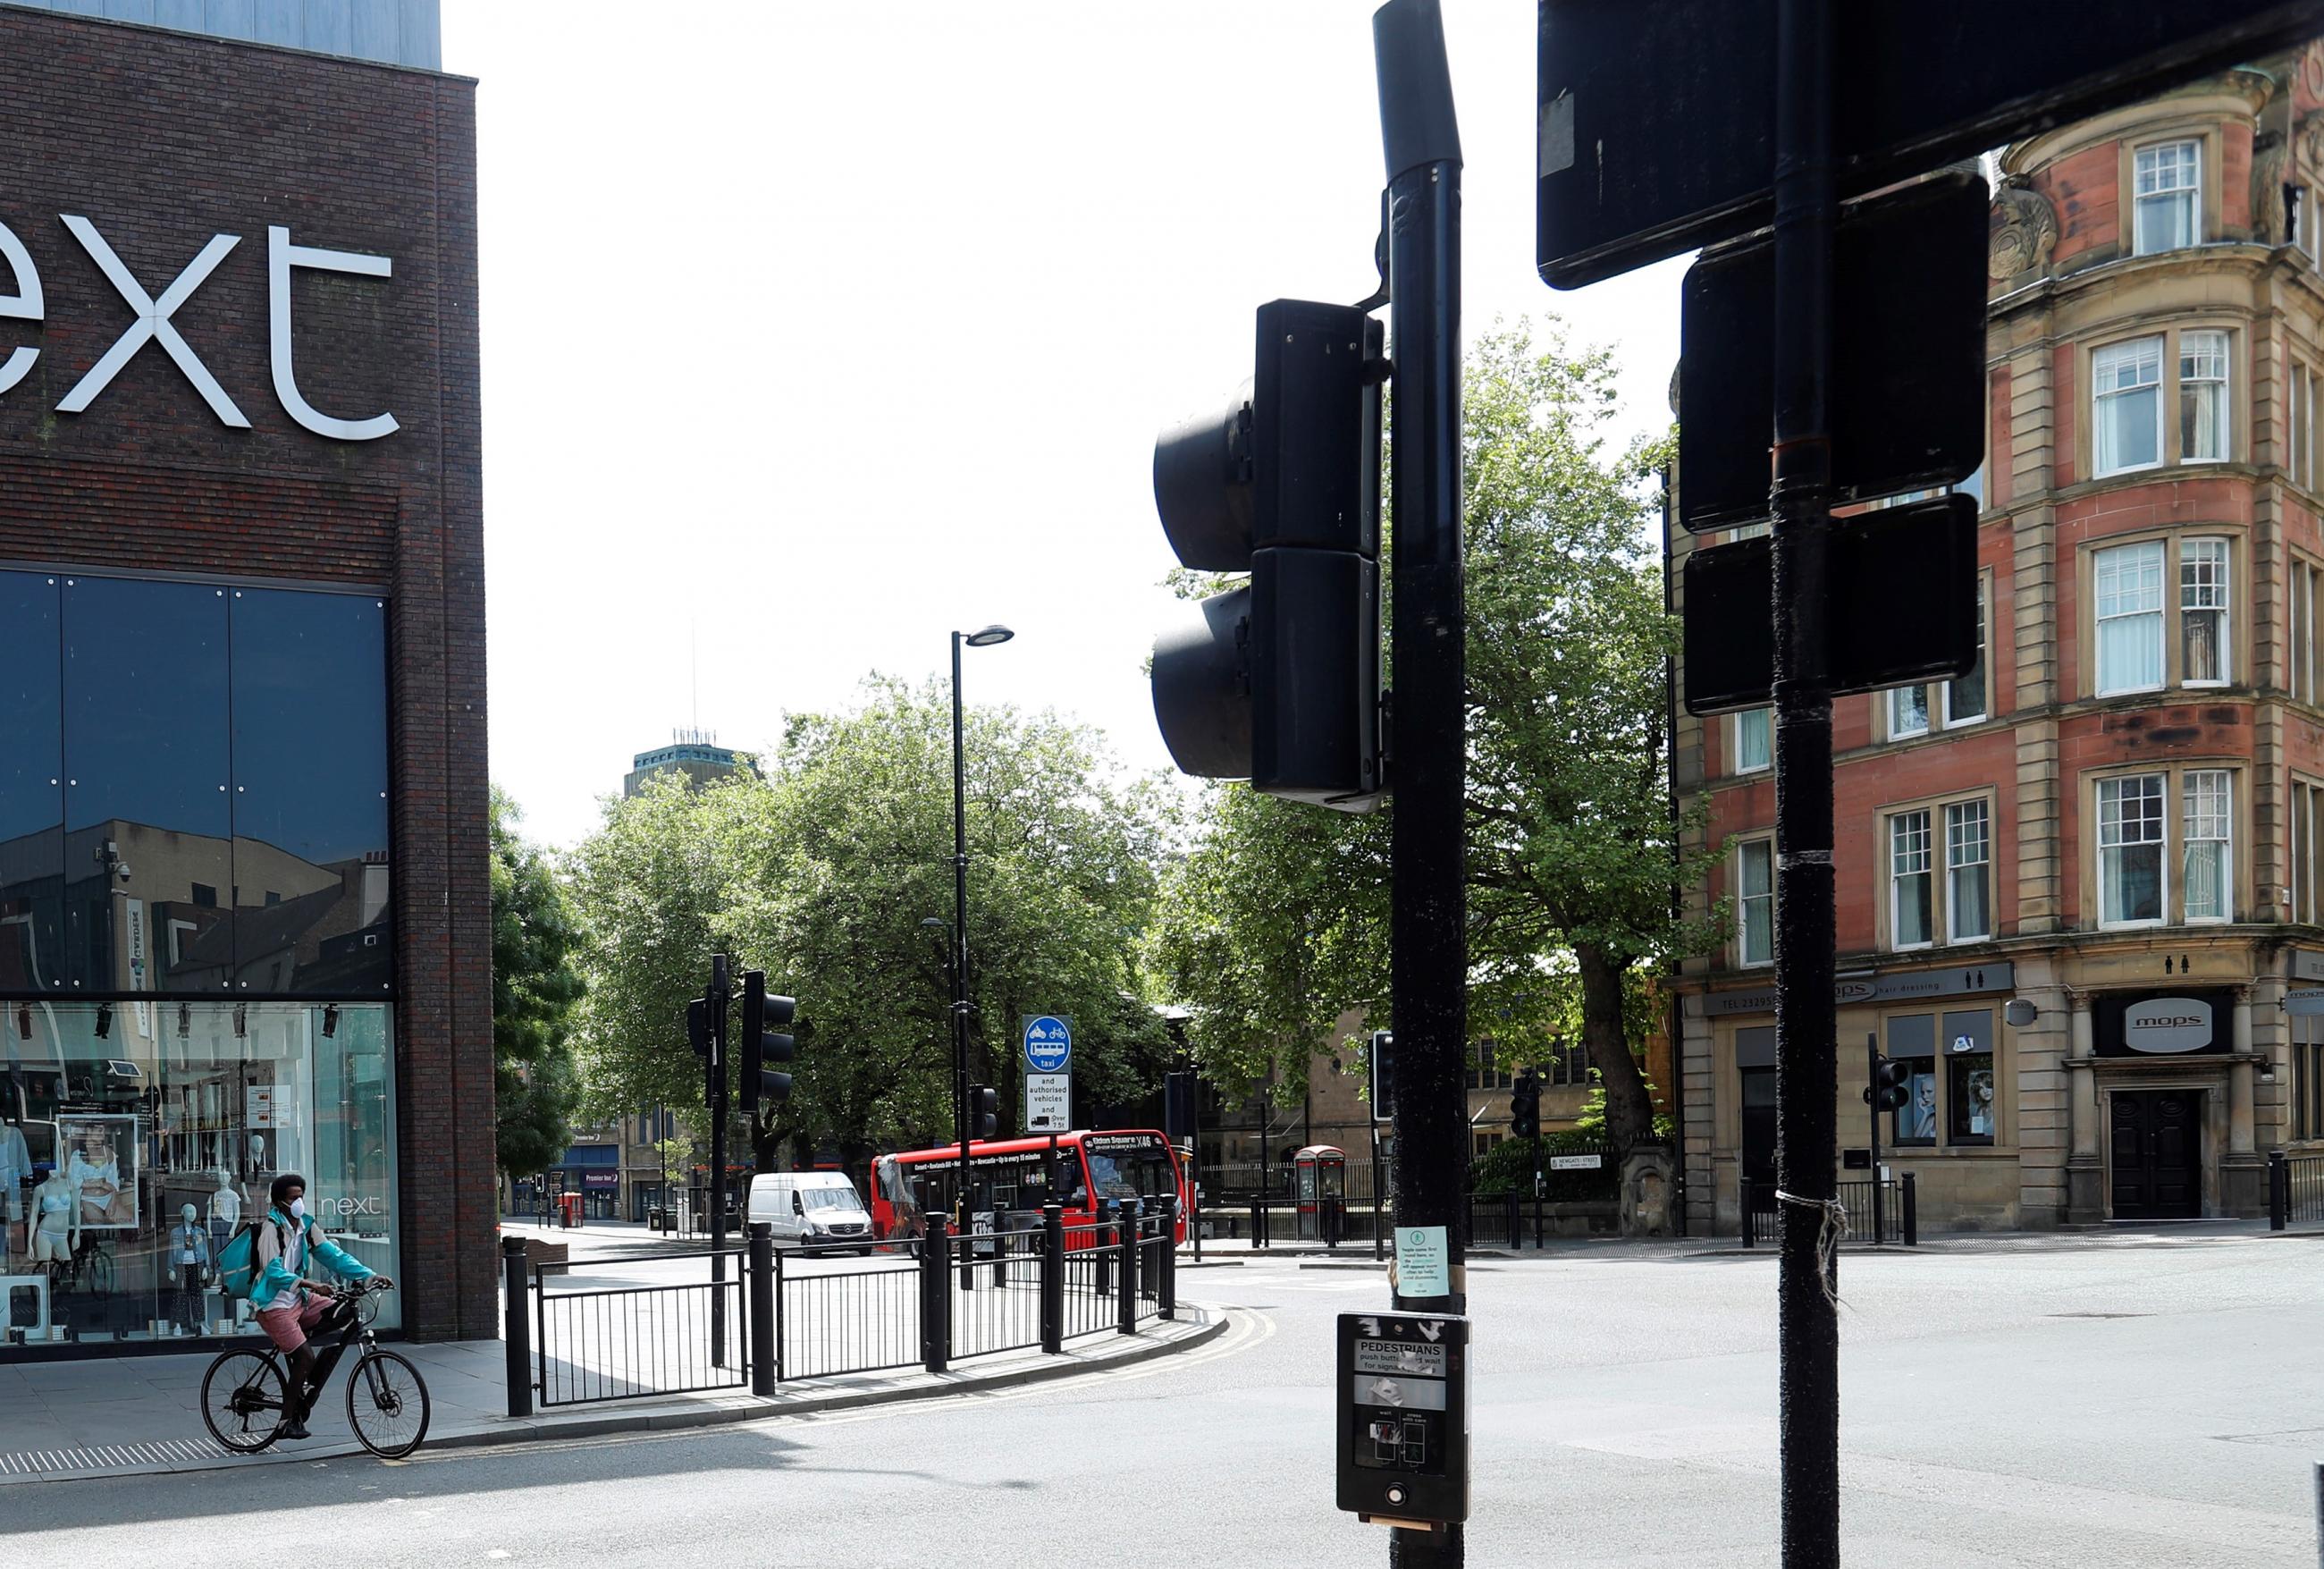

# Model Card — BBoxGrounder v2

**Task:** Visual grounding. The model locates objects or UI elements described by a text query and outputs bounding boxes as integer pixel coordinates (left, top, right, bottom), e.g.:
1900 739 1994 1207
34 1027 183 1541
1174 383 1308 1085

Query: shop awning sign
2118 997 2213 1054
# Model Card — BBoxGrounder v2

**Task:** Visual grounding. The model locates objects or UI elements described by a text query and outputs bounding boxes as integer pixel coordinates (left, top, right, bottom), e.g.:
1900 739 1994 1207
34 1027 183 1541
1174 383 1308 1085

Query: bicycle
44 1233 113 1297
198 1280 430 1459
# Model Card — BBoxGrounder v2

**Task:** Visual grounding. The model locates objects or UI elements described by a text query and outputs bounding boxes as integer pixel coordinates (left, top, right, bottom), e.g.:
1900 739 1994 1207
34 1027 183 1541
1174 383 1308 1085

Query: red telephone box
1294 1145 1346 1244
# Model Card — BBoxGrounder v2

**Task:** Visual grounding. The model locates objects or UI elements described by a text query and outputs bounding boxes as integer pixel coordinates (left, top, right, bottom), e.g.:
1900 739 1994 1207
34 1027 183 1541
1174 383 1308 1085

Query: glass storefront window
2 1000 399 1349
0 570 63 993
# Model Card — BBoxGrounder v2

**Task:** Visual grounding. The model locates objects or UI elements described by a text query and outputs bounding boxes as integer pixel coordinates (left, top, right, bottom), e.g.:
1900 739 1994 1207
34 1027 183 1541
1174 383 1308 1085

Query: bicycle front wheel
201 1350 288 1454
346 1349 430 1459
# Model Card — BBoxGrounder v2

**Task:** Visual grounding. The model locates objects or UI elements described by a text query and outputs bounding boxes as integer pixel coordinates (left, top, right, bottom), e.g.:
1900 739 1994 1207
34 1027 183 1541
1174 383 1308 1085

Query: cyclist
249 1172 392 1440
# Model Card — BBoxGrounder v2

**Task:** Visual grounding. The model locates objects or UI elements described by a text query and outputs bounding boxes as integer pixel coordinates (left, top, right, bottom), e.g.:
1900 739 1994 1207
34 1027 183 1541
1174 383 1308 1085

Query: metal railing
1741 1174 1916 1248
503 1205 1183 1414
2269 1151 2324 1228
774 1239 922 1380
518 1243 751 1408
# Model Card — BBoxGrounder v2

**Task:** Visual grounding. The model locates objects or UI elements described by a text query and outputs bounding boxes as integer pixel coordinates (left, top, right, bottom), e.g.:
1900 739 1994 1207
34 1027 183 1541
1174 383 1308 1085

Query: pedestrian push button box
1335 1311 1468 1529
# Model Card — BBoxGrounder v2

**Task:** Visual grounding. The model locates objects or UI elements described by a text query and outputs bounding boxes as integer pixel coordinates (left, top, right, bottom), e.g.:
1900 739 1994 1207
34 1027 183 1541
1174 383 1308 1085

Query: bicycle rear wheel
345 1349 430 1459
201 1350 288 1454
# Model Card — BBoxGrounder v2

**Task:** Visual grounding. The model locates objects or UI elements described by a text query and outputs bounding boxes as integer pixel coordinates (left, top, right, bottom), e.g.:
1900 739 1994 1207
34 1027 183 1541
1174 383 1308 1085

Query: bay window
2094 540 2165 694
2178 536 2228 684
2132 139 2200 255
2094 337 2163 476
2178 332 2229 463
2181 769 2231 922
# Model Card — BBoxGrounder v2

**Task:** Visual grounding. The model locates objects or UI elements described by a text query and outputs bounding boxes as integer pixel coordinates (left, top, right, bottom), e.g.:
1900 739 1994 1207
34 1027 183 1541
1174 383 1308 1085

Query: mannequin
208 1168 241 1244
0 1121 29 1259
170 1203 210 1334
248 1134 266 1180
29 1169 77 1269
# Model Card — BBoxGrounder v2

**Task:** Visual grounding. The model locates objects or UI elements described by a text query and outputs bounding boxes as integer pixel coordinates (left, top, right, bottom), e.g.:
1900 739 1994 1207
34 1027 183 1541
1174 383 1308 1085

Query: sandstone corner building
0 4 489 1356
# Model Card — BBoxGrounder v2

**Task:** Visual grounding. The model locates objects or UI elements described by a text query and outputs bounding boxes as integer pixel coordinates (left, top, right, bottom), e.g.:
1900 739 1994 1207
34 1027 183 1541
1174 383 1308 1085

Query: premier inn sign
0 214 396 441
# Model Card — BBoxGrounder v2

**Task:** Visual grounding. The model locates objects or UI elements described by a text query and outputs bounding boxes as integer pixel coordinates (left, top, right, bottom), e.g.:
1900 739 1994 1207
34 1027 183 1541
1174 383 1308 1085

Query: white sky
442 2 1687 849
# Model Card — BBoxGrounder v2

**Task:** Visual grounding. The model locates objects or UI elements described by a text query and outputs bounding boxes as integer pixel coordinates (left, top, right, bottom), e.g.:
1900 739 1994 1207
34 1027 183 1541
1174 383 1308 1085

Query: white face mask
290 1198 307 1220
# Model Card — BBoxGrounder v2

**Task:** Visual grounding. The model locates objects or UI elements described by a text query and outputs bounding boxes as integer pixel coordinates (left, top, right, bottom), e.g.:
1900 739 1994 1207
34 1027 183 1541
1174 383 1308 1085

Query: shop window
1886 1014 1937 1147
1943 1009 1996 1145
2097 772 2167 926
1737 838 1774 967
2094 540 2165 693
2132 139 2200 255
0 574 61 994
2296 1016 2324 1140
2177 333 2230 464
0 1000 399 1350
1733 706 1771 774
2093 337 2164 476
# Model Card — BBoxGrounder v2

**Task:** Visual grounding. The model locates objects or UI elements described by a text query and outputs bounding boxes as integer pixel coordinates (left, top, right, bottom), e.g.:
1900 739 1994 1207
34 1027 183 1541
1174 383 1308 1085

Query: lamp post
947 625 1013 1231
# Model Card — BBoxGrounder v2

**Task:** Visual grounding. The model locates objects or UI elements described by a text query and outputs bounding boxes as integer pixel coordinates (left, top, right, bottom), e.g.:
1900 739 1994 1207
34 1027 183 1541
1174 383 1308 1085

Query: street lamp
948 624 1013 1233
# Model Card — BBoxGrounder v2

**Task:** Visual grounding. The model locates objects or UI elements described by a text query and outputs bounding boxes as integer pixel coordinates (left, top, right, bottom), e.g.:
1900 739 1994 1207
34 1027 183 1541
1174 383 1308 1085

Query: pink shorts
256 1294 333 1354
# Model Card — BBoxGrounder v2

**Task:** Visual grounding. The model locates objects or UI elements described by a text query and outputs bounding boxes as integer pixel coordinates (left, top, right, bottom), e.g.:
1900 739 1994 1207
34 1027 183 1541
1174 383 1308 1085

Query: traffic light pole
708 954 730 1370
1375 4 1465 1565
1769 3 1840 1565
1866 1033 1884 1246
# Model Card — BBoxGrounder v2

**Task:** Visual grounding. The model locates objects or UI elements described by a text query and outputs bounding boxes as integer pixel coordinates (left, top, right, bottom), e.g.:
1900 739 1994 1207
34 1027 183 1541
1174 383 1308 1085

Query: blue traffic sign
1023 1016 1072 1075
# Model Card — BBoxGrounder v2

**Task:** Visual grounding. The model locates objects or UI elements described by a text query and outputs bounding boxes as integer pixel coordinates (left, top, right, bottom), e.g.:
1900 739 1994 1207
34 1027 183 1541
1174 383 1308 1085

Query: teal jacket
248 1206 375 1311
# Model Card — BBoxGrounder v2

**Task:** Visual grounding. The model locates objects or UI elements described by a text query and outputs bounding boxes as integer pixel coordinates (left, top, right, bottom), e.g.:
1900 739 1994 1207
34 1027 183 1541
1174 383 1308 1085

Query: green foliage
568 678 1177 1169
492 789 586 1177
1153 322 1718 1150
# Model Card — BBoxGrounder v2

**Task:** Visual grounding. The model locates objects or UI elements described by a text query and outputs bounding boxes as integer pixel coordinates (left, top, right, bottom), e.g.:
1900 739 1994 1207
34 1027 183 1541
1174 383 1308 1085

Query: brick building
1673 47 2324 1234
0 3 490 1356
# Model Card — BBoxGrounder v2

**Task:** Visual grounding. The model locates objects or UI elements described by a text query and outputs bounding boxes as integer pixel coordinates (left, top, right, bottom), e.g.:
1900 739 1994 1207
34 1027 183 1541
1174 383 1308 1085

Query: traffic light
1367 1030 1394 1124
1866 1056 1913 1112
1510 1070 1541 1142
739 970 796 1114
1149 298 1385 810
965 1084 999 1142
686 997 711 1093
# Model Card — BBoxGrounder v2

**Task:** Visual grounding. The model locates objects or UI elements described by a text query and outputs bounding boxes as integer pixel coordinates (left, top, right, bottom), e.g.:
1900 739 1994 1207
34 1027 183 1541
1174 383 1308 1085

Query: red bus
870 1129 1189 1246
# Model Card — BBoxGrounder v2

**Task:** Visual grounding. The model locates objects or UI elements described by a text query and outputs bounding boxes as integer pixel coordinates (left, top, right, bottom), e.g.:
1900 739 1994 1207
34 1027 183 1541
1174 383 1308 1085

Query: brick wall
0 11 490 1341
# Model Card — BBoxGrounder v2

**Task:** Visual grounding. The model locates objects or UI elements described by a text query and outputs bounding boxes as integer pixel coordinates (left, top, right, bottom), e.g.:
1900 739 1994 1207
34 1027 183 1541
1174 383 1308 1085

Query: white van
747 1170 875 1252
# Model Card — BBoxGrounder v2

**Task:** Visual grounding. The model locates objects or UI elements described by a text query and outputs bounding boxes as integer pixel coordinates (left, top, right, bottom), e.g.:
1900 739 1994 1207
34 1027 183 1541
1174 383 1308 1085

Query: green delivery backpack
215 1219 274 1302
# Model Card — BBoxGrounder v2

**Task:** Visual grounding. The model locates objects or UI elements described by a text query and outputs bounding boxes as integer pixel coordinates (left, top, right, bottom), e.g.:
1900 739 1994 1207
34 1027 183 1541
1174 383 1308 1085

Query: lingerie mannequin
29 1169 77 1268
0 1121 29 1259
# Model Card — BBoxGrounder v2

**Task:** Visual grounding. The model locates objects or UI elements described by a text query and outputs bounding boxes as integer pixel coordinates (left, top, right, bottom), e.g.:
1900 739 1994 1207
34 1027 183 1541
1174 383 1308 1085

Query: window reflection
231 589 392 993
0 571 63 991
63 578 232 994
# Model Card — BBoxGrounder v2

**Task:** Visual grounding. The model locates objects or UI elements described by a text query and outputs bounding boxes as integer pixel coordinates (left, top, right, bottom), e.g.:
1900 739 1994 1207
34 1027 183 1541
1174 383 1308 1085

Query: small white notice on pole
1395 1226 1450 1297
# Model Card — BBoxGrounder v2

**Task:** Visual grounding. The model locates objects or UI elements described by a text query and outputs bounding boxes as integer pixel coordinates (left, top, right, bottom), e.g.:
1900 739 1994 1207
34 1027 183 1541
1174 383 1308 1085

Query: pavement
0 1215 1223 1484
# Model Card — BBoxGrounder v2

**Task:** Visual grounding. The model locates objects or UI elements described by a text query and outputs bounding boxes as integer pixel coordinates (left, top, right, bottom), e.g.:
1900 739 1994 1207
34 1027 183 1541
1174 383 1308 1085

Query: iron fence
2269 1151 2324 1228
774 1240 922 1380
527 1245 750 1407
1740 1176 1916 1248
502 1207 1183 1415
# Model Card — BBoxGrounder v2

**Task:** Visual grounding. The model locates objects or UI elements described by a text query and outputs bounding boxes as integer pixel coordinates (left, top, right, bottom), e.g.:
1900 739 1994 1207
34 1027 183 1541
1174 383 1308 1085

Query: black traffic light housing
739 970 796 1114
1511 1069 1542 1141
1867 1056 1913 1112
966 1084 999 1142
1150 299 1385 810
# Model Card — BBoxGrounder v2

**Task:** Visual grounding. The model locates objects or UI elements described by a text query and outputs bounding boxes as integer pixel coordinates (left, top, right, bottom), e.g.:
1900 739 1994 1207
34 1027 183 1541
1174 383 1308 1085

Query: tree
1155 322 1716 1161
493 788 586 1178
568 678 1176 1178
